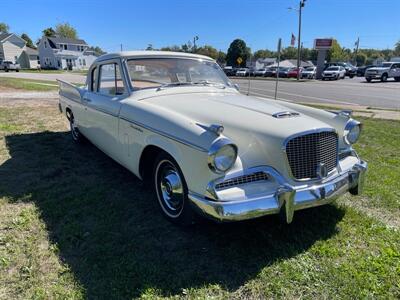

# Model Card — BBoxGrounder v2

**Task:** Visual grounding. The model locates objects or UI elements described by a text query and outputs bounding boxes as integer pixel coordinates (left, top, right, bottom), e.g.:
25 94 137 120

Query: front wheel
153 152 195 225
349 74 354 78
381 74 388 82
366 77 372 82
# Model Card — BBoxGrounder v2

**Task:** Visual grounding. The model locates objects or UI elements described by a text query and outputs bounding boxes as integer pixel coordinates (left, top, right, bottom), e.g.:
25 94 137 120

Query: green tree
395 41 400 56
327 40 350 62
195 45 219 59
42 27 56 37
253 49 275 59
55 23 78 39
146 44 154 51
88 46 106 56
0 22 9 33
226 39 251 67
21 33 35 48
160 45 182 52
355 53 367 66
280 47 297 60
216 51 226 65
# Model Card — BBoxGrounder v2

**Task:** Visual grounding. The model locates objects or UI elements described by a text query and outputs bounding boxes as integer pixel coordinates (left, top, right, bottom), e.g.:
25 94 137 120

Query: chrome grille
215 172 269 190
286 131 338 180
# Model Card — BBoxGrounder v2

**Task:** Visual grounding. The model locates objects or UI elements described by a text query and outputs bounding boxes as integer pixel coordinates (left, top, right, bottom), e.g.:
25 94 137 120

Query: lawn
0 104 399 299
0 77 58 91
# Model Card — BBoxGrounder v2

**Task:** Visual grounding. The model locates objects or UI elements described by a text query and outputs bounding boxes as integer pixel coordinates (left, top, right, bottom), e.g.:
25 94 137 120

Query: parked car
287 67 303 78
254 68 268 77
58 51 367 225
278 67 291 78
301 66 316 79
223 66 235 76
236 68 249 77
265 66 277 77
0 60 20 72
322 66 346 80
356 65 376 77
325 62 356 78
365 62 400 82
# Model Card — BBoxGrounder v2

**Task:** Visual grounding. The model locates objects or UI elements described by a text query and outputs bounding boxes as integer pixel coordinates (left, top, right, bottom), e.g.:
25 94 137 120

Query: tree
253 49 275 59
327 40 350 62
160 45 182 52
216 51 226 65
146 44 154 51
355 53 367 66
0 22 9 33
42 27 56 37
195 45 219 59
281 47 297 60
88 46 106 56
226 39 251 67
21 33 35 49
55 23 78 39
394 41 400 56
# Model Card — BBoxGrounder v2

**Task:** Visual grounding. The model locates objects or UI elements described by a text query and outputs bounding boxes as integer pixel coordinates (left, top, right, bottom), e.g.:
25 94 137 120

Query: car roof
95 51 214 63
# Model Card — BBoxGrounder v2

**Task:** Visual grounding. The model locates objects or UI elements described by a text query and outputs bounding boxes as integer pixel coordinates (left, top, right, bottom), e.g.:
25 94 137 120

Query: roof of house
47 36 88 46
257 58 276 63
269 59 314 68
0 32 12 42
25 47 38 55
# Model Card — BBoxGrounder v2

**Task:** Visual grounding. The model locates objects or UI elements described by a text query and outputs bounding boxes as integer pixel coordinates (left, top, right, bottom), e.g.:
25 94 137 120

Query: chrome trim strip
119 116 208 152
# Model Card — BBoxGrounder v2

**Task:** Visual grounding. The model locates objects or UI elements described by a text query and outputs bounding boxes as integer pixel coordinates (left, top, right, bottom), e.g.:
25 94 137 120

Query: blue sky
3 0 399 52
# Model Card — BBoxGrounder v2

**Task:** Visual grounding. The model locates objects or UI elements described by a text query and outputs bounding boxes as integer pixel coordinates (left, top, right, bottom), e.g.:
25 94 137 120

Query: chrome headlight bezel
208 138 238 174
344 119 362 145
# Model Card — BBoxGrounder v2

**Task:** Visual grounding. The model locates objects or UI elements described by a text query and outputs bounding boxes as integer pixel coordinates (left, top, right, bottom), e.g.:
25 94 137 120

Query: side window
98 63 125 96
91 67 97 92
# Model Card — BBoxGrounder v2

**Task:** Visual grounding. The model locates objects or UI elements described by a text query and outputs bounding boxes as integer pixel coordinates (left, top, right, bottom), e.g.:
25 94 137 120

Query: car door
83 59 129 162
390 63 400 78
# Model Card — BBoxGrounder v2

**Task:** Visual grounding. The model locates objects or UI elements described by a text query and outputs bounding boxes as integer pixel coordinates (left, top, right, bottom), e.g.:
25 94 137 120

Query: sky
2 0 399 53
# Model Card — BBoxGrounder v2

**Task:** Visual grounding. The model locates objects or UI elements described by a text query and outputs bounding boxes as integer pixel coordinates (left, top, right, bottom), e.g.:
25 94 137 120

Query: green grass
20 69 88 75
0 77 58 91
0 105 399 299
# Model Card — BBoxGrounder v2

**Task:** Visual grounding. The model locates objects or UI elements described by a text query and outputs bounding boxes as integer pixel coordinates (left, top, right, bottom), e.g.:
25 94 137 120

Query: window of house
98 63 125 96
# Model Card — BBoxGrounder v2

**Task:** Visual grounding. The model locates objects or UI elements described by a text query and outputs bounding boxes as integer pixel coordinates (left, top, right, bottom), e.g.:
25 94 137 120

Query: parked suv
0 60 20 72
365 62 400 82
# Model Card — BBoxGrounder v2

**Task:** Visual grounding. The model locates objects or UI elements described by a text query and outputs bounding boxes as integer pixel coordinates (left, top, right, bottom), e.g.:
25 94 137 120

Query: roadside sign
236 57 243 65
314 38 333 50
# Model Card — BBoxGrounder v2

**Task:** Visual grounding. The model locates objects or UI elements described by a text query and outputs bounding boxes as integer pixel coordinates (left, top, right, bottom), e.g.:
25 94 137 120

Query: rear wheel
68 113 84 143
381 74 388 82
153 152 195 225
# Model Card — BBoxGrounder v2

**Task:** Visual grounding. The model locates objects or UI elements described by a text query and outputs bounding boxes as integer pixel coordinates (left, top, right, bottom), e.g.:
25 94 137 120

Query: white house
37 35 97 70
0 32 39 68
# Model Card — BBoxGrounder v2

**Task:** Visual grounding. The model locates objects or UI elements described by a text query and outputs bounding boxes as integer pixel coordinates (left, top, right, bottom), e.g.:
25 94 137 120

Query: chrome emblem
316 163 328 178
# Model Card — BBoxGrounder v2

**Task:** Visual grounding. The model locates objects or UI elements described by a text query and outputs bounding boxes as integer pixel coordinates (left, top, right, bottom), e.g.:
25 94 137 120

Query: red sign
314 38 333 50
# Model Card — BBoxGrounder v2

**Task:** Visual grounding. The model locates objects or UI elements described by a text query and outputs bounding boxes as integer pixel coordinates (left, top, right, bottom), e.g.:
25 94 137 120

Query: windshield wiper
192 80 226 89
156 82 194 91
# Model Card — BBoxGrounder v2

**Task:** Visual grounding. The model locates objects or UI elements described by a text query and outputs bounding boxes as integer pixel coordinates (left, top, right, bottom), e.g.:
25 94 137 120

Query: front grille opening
215 172 269 190
286 131 338 180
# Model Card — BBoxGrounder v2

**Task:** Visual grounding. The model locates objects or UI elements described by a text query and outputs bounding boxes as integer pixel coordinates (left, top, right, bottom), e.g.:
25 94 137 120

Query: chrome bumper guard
189 161 367 223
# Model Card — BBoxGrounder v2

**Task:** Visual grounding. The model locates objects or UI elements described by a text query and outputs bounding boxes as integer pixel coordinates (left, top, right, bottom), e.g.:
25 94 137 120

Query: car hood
142 91 334 174
367 67 388 71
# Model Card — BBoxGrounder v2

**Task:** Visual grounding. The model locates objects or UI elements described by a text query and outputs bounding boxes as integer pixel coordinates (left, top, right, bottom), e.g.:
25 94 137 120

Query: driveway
0 71 86 84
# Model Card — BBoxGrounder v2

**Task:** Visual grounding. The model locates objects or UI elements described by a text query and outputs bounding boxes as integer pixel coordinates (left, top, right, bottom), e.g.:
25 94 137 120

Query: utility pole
354 37 360 66
120 44 123 52
193 36 199 53
296 0 306 80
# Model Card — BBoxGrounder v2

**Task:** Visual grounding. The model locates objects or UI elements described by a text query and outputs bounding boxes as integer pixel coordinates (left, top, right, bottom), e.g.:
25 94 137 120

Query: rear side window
98 63 125 96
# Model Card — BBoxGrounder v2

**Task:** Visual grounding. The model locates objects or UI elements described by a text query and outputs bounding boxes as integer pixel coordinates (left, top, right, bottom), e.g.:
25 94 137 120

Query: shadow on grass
0 131 345 298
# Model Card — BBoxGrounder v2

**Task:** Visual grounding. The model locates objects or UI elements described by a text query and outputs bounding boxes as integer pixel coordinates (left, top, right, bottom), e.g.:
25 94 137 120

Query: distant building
0 32 39 68
37 35 98 70
390 57 400 62
246 58 276 69
269 59 314 68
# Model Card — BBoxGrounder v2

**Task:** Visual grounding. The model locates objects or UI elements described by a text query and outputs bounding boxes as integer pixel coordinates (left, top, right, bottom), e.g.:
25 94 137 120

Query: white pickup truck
365 62 400 82
0 60 20 72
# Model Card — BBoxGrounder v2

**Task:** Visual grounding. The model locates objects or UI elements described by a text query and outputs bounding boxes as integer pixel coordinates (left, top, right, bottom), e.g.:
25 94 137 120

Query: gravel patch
0 89 58 107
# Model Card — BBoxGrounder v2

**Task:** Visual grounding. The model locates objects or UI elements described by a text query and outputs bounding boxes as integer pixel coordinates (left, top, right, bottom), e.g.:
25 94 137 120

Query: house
269 59 314 68
37 35 97 70
0 32 38 68
246 58 277 69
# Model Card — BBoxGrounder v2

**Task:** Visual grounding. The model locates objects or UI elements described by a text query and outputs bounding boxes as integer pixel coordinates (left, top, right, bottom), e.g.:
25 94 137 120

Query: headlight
344 119 362 145
208 138 238 173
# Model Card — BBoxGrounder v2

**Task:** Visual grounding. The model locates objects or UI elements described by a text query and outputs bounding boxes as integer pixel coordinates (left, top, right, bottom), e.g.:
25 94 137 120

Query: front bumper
189 160 367 223
365 73 381 79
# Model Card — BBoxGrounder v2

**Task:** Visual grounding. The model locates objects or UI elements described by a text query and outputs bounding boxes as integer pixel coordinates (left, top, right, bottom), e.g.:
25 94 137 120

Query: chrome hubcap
70 118 79 140
157 161 184 215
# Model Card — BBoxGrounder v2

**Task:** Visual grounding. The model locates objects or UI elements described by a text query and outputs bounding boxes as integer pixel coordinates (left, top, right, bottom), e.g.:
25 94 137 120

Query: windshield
327 67 339 71
304 67 314 71
126 58 231 90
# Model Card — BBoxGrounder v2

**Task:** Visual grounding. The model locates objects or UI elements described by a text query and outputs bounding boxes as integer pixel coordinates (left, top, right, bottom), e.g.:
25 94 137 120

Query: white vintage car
58 51 367 225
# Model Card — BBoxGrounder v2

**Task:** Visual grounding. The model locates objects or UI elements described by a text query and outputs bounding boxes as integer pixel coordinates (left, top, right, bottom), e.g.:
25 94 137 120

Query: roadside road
0 71 86 84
